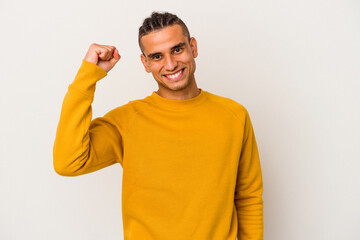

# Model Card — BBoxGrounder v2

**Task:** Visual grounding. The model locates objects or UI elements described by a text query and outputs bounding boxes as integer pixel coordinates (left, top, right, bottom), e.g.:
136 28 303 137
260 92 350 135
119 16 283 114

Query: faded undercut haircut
138 11 191 55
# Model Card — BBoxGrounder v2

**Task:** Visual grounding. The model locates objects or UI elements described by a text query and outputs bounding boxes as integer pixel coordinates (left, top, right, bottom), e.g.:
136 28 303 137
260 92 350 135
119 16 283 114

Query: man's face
140 24 198 94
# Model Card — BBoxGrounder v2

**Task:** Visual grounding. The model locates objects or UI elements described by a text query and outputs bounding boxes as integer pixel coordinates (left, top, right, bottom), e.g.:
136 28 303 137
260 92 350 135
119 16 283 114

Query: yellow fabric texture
53 59 264 240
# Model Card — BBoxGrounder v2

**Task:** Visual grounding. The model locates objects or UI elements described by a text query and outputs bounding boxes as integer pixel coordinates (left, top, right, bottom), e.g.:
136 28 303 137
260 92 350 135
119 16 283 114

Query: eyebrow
146 42 186 59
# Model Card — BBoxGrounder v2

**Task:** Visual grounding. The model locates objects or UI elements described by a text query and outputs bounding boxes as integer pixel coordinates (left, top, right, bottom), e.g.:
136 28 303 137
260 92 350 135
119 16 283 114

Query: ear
140 53 151 73
189 37 198 58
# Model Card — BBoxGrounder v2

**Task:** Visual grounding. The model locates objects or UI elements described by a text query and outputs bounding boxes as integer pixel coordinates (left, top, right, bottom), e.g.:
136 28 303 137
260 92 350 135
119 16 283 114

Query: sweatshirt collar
148 88 208 111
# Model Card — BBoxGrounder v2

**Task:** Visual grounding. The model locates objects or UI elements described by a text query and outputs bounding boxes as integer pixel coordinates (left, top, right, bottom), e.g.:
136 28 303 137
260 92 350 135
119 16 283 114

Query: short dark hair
138 11 191 54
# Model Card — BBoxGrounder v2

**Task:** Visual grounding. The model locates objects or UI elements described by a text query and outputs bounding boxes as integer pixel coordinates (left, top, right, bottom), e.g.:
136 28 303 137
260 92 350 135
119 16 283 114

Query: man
53 11 263 240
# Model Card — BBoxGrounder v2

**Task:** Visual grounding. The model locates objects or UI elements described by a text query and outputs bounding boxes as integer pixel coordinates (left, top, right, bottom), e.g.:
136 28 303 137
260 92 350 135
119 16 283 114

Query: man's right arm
53 44 122 176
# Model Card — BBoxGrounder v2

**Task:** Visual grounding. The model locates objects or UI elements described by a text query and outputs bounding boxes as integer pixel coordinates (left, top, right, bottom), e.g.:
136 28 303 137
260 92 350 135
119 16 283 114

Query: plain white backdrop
0 0 359 239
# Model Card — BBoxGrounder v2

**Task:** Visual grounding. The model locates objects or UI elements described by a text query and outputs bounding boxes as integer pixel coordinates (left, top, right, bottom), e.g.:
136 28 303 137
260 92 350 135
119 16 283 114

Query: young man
53 12 264 240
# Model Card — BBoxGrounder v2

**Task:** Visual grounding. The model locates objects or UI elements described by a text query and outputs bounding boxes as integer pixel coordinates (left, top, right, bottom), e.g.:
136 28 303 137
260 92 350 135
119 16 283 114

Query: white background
0 0 359 239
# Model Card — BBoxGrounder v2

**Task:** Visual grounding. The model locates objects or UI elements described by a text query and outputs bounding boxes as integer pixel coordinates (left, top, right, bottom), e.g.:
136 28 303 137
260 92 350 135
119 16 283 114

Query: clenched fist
84 43 121 73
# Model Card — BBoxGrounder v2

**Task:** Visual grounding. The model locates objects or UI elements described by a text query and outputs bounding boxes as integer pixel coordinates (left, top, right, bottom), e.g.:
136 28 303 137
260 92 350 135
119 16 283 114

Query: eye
152 55 161 60
174 47 183 53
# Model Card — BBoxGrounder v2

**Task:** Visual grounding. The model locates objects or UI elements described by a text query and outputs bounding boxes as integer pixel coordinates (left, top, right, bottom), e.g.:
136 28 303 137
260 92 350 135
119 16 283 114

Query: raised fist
84 43 121 73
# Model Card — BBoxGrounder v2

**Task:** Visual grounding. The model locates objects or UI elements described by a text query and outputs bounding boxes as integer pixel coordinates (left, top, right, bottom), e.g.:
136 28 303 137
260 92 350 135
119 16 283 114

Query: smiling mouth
163 68 185 81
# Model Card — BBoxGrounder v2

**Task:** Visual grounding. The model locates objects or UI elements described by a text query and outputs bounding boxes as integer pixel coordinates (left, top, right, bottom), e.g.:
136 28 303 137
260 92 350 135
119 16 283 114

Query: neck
156 79 200 100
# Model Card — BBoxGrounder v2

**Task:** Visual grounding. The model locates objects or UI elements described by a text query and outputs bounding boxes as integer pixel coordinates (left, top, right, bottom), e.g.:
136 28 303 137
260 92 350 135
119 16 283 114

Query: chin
160 81 189 92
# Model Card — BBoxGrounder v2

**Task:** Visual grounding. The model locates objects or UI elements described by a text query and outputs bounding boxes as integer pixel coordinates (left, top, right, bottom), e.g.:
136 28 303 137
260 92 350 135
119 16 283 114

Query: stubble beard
157 74 193 92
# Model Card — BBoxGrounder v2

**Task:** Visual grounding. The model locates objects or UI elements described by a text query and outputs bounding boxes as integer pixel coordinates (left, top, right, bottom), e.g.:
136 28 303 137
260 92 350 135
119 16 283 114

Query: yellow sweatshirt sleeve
235 109 264 240
53 59 123 176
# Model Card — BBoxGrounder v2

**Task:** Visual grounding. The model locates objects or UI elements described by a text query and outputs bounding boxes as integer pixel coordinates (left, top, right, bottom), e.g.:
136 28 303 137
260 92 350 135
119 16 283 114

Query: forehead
141 24 188 54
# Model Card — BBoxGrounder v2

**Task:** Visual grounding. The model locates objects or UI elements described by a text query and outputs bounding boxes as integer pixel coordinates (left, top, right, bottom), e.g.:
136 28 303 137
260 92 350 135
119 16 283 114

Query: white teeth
166 70 182 79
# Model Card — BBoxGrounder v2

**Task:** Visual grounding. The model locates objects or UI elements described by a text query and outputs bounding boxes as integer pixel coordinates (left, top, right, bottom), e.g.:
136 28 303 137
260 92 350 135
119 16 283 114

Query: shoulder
205 91 249 121
105 93 149 118
101 95 150 130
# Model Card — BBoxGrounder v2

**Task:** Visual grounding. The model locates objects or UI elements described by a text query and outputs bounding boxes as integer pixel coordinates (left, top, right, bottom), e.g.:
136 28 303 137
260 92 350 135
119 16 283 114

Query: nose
164 55 178 72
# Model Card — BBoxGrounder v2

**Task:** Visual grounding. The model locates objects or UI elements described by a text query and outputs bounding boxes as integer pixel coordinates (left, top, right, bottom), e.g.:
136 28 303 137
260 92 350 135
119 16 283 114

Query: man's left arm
234 108 264 240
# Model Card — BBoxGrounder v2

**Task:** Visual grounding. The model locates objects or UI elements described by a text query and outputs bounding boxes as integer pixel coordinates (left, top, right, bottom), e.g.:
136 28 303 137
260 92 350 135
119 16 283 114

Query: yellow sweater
53 59 264 240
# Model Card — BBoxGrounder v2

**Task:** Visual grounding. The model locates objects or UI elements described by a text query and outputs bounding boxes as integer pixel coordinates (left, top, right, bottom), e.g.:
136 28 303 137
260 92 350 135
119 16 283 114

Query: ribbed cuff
68 59 108 97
